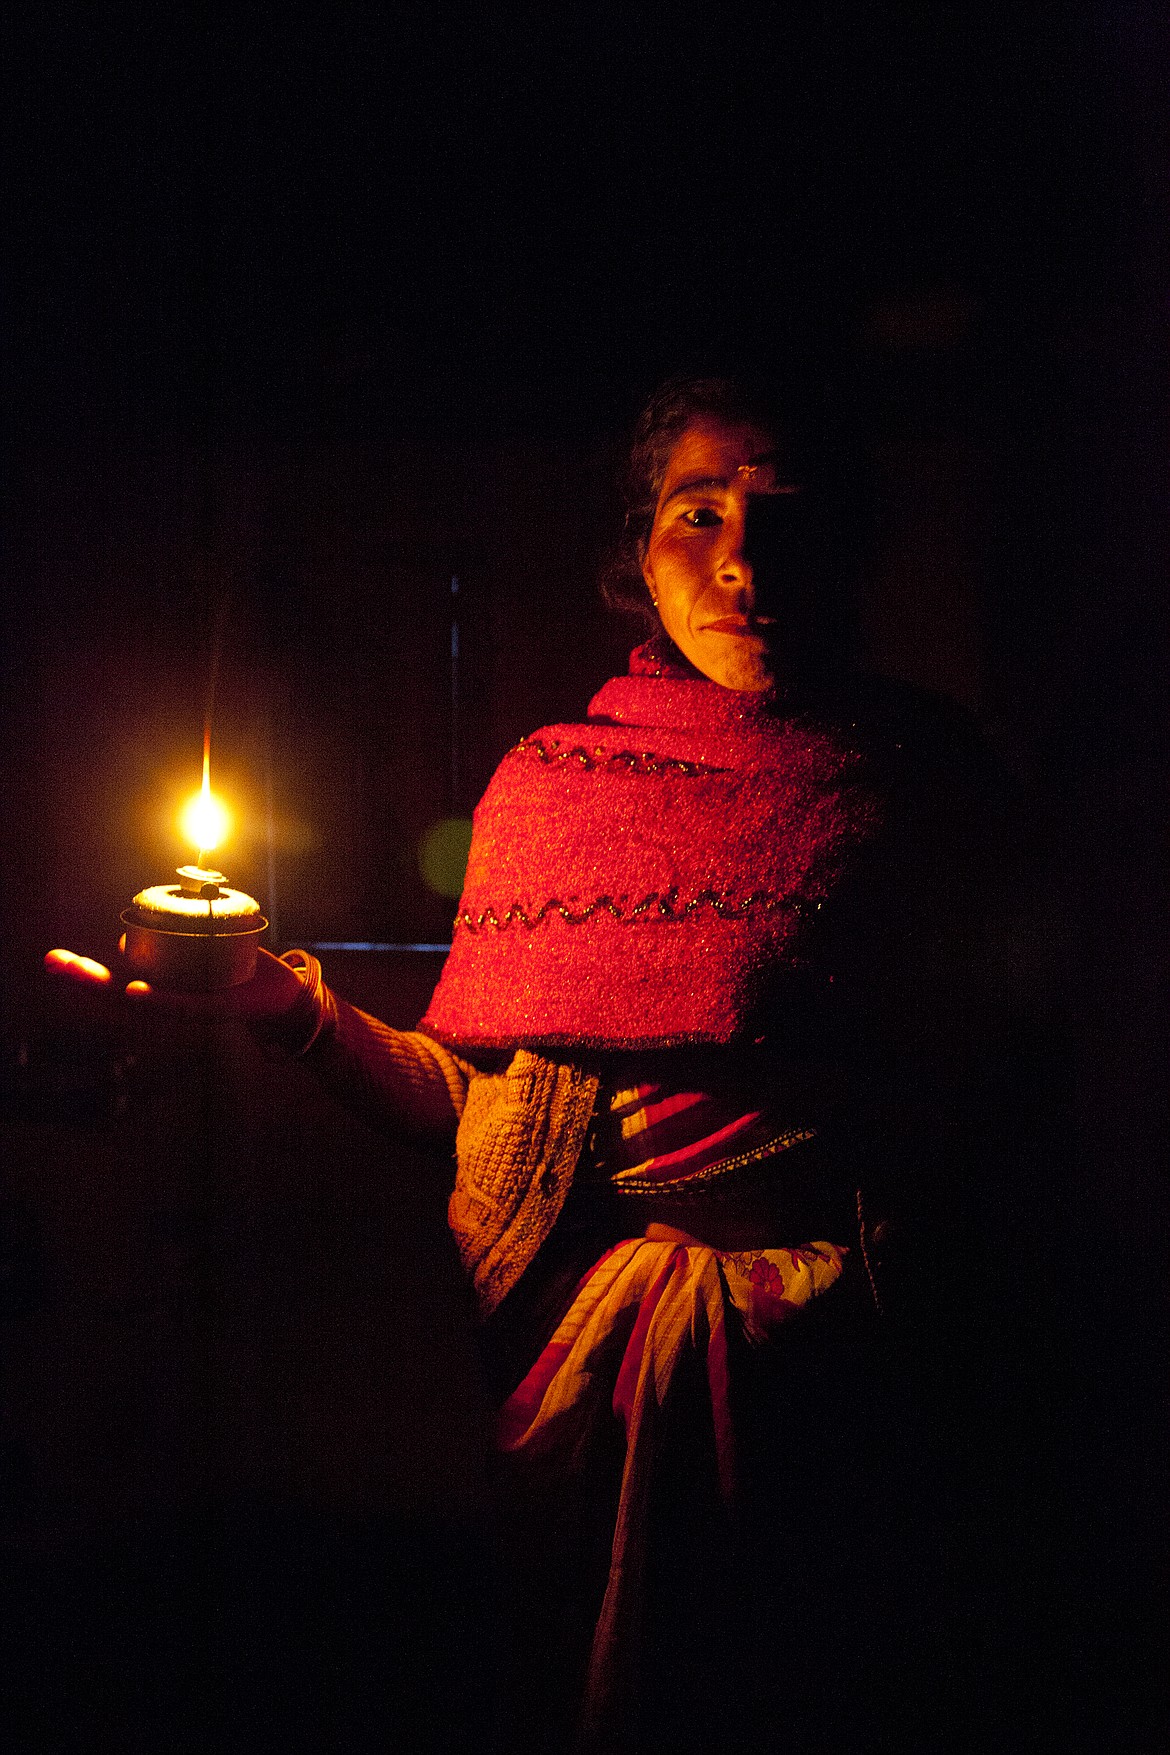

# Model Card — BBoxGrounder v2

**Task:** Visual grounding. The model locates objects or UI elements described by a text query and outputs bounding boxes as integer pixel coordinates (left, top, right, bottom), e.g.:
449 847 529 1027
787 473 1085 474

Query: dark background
2 6 1165 1750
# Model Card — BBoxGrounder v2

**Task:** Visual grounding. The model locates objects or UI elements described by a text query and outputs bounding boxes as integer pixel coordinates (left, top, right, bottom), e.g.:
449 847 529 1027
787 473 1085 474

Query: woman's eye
682 507 722 528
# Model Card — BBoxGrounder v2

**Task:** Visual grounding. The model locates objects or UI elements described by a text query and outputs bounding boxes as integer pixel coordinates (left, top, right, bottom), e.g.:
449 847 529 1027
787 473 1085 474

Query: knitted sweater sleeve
260 952 472 1140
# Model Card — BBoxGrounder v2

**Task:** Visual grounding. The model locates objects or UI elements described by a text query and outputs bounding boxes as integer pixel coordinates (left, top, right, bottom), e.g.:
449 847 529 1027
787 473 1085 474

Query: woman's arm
252 950 471 1140
45 943 471 1143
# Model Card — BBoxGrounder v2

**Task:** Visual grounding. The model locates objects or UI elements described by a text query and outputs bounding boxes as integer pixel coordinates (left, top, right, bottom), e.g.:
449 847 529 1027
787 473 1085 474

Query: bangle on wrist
265 949 329 1057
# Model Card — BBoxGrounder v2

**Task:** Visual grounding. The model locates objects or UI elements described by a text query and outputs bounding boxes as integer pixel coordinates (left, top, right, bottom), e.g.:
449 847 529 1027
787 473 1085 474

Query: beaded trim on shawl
509 735 727 779
455 889 816 935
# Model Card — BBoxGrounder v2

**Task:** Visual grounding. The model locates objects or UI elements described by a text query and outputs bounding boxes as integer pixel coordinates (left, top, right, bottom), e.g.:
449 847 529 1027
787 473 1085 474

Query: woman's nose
717 529 753 591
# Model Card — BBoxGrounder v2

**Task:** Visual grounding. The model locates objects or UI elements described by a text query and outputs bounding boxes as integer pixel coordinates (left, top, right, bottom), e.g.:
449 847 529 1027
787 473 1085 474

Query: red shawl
420 646 881 1052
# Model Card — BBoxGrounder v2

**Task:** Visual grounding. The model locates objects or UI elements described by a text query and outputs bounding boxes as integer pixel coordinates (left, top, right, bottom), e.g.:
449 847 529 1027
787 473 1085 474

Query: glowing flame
180 737 230 862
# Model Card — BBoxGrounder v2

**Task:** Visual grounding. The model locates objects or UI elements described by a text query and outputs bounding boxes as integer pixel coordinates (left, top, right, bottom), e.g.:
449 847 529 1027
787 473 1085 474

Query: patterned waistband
600 1124 818 1196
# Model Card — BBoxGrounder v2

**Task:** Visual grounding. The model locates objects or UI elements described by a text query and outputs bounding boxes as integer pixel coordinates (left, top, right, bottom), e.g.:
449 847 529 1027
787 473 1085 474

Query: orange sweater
302 984 600 1317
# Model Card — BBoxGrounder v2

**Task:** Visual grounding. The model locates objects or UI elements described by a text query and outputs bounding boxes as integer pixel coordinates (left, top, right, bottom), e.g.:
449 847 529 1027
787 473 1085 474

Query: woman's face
641 418 794 692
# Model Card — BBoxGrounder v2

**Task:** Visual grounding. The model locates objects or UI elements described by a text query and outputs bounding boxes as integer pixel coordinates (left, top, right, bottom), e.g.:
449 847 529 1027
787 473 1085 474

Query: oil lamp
120 742 268 991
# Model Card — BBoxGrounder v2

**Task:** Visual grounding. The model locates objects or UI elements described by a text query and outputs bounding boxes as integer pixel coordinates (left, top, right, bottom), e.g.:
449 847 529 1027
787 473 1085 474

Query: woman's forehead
657 420 783 500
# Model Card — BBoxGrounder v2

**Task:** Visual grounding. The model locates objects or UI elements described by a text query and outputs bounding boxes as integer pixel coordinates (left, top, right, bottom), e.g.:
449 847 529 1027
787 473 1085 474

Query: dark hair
600 375 795 625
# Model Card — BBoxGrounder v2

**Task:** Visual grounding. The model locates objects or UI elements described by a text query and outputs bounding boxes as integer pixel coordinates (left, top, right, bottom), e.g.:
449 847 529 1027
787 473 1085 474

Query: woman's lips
703 616 772 636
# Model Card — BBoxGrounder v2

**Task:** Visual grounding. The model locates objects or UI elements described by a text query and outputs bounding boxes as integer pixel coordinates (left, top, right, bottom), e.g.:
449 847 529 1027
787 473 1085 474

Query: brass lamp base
120 866 268 992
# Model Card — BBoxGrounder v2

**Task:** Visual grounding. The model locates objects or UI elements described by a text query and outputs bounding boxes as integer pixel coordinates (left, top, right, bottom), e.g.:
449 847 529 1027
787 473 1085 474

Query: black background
2 6 1166 1749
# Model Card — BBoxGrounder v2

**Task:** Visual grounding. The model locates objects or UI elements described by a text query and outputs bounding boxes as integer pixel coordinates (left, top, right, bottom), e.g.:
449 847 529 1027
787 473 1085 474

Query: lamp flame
180 734 230 863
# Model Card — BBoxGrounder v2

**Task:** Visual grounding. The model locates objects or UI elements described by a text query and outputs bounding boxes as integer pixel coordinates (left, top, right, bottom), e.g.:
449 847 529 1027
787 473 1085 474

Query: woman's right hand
43 942 309 1030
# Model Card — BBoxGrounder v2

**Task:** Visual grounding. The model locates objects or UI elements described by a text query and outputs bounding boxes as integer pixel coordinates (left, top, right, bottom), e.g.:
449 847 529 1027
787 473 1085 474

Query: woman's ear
640 547 658 607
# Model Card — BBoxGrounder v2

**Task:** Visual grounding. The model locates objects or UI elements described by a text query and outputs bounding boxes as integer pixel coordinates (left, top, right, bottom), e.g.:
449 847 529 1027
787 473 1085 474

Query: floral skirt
495 1235 848 1747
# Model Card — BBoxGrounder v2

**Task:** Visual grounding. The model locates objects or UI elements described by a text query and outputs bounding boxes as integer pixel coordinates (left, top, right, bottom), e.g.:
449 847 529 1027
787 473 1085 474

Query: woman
50 378 997 1751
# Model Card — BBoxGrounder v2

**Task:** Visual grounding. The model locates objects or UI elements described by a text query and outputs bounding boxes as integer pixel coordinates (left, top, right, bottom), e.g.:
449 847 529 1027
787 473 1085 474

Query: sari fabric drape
496 1235 846 1743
